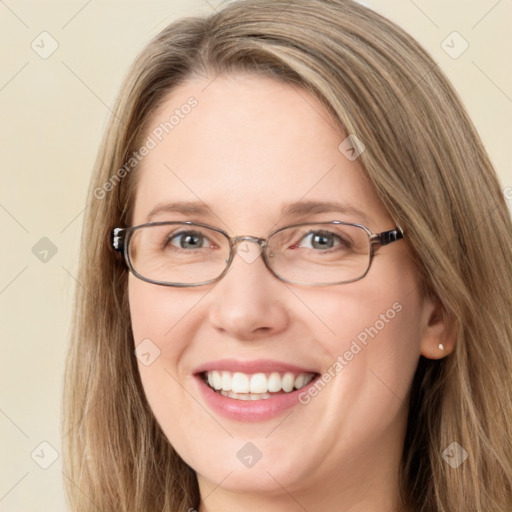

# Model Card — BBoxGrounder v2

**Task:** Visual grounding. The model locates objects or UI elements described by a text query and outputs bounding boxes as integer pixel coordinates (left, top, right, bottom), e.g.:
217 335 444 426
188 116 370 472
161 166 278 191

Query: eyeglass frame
111 220 404 287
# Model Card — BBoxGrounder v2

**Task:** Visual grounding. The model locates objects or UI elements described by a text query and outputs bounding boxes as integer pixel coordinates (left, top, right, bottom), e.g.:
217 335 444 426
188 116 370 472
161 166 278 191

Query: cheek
287 282 424 458
129 277 167 333
128 276 198 349
300 276 422 349
128 277 202 437
128 277 195 399
302 274 424 403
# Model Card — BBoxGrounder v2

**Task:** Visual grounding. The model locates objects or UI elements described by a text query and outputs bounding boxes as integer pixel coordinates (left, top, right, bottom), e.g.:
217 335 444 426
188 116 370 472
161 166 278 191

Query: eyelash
165 230 351 252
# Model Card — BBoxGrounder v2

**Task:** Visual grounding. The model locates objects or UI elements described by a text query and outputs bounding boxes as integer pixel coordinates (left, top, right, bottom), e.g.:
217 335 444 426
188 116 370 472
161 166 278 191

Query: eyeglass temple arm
111 227 125 252
375 227 404 246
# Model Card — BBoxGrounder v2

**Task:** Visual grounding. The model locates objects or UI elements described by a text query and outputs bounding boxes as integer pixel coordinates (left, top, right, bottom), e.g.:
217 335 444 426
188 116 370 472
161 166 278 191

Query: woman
62 1 512 511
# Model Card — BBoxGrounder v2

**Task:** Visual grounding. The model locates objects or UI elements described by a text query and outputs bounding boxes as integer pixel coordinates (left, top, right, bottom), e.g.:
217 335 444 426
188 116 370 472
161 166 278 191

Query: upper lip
193 359 318 375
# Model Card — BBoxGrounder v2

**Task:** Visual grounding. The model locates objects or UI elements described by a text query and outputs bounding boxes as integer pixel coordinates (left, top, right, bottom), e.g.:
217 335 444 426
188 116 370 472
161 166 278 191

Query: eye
167 230 211 250
298 230 350 250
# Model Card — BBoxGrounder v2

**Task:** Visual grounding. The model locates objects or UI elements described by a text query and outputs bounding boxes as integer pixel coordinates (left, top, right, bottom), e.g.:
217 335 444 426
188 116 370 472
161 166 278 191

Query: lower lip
194 374 319 422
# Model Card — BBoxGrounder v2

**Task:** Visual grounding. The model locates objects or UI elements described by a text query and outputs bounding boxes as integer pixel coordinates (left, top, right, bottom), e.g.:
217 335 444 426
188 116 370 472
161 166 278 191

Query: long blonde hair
62 1 512 510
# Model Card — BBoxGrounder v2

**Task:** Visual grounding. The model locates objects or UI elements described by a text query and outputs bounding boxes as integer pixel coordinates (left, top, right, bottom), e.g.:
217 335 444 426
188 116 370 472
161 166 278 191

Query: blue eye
299 231 350 250
168 231 209 250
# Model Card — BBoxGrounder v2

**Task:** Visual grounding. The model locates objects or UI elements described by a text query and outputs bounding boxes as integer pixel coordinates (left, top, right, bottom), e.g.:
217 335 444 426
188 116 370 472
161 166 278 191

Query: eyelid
167 226 224 248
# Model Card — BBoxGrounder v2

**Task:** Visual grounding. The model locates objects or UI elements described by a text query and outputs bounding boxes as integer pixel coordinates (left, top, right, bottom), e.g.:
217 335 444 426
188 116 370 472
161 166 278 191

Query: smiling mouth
202 370 318 400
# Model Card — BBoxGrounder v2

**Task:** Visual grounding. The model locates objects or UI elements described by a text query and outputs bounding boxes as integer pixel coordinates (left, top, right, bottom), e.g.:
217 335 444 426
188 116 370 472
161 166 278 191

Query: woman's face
128 73 438 506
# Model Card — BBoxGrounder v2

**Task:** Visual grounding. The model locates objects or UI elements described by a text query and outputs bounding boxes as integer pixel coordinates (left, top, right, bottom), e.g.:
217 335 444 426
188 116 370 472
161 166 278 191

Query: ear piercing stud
438 343 445 350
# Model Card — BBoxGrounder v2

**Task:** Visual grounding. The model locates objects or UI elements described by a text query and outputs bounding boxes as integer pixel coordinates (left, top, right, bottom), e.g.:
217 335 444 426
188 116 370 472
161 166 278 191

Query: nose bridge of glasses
228 235 267 265
231 235 267 248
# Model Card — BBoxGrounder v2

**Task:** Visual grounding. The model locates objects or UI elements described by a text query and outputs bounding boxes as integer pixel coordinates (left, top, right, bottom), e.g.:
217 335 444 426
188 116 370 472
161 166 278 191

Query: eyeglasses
111 220 404 287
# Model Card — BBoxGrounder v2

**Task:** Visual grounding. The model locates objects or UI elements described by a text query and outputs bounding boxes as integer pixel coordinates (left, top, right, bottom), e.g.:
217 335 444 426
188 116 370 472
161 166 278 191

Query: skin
128 73 454 512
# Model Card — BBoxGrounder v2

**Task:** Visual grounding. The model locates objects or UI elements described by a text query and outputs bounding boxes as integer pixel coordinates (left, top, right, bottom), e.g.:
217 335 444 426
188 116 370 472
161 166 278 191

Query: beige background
1 1 511 510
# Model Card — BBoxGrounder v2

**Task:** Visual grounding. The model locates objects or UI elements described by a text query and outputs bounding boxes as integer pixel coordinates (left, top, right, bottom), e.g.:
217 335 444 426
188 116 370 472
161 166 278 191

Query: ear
419 295 456 359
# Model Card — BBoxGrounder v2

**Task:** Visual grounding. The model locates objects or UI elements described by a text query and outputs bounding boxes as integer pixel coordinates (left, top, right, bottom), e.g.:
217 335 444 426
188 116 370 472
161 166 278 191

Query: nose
207 239 290 340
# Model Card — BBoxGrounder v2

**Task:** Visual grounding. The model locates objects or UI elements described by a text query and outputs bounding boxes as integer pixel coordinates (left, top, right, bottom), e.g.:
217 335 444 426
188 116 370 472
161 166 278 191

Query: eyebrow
280 200 373 225
145 200 373 225
146 201 213 222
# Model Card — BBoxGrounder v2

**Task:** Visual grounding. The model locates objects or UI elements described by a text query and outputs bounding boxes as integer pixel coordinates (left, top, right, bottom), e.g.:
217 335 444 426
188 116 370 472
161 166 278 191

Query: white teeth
208 370 222 390
294 374 306 389
282 372 295 392
267 372 282 392
220 390 272 400
204 370 315 396
249 373 267 394
221 371 232 391
232 372 250 393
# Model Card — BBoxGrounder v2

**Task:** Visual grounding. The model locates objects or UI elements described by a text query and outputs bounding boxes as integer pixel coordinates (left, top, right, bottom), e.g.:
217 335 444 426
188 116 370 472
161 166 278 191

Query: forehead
130 73 390 232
